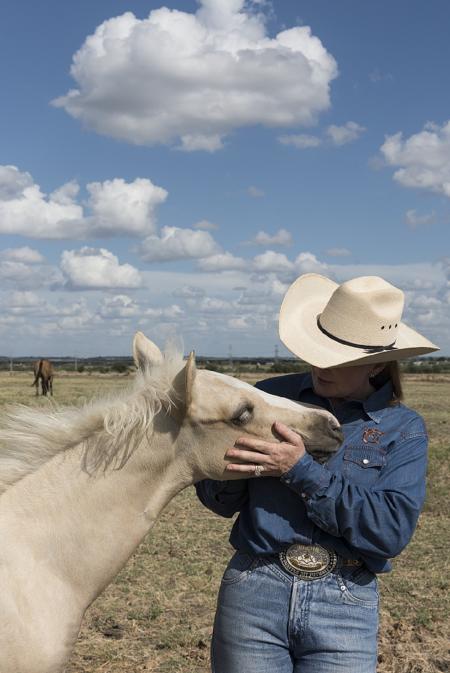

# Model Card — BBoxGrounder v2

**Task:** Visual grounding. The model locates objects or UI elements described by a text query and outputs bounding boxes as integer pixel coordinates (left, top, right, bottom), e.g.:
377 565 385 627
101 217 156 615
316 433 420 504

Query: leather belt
279 544 362 581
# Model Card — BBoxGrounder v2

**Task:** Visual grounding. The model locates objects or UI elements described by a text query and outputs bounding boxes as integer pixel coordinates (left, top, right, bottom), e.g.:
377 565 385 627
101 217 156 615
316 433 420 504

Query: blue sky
0 0 449 357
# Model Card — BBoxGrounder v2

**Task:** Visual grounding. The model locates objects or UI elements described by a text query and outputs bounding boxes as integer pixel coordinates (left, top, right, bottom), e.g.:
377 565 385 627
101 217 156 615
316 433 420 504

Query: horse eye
232 405 253 425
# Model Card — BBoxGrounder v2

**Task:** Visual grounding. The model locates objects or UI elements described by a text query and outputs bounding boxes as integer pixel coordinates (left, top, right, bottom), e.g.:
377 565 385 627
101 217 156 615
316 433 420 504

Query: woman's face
310 363 383 401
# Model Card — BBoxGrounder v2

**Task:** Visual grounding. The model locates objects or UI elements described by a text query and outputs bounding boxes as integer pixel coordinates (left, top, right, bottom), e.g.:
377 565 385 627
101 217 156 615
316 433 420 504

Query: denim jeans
211 552 379 673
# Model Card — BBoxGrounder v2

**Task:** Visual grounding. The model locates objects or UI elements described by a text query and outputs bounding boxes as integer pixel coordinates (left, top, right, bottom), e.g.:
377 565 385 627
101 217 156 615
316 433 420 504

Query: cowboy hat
279 273 439 369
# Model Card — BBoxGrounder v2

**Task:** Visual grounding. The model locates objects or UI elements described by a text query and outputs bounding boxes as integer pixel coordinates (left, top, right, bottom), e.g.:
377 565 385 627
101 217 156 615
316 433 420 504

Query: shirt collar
297 373 393 424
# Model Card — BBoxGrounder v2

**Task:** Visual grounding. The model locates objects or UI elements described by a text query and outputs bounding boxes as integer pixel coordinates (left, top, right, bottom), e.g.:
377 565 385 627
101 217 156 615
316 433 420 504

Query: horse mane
0 350 185 496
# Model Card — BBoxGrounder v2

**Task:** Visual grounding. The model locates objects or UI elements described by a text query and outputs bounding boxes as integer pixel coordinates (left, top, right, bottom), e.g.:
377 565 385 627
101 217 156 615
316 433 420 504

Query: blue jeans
211 552 379 673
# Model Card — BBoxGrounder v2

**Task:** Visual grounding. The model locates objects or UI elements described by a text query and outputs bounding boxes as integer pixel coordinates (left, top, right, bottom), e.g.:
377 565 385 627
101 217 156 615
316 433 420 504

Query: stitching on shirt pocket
343 447 386 468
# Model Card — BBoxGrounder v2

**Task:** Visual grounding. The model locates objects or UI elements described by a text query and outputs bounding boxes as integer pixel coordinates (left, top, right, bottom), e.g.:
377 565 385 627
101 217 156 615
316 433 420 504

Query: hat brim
279 273 439 369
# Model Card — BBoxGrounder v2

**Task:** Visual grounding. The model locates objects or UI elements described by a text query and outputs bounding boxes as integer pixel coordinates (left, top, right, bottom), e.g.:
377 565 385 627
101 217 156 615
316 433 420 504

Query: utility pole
9 358 13 376
274 344 279 364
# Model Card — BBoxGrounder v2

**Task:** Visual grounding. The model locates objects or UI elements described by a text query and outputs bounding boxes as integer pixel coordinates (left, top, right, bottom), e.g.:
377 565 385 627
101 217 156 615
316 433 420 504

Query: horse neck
1 412 193 608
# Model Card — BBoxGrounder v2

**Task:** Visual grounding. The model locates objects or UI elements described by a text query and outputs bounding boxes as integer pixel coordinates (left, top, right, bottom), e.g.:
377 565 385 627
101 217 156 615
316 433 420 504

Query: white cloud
325 247 351 257
405 209 437 229
53 1 338 151
247 186 265 198
326 121 366 146
61 248 143 289
197 252 248 271
279 121 365 149
138 226 220 262
193 219 219 231
295 251 329 275
380 120 450 197
278 133 322 149
0 260 63 290
0 165 167 239
0 166 83 238
86 178 167 236
253 250 294 273
143 304 183 319
99 295 140 319
250 228 292 246
0 246 45 263
172 285 206 299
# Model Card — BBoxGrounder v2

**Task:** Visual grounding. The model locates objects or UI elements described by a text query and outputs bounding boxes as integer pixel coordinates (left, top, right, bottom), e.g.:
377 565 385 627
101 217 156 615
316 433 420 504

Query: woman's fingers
233 436 274 454
273 421 304 447
225 448 271 464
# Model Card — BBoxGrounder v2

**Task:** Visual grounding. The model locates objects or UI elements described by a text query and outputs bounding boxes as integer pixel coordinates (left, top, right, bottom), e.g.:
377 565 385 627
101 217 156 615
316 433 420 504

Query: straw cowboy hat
279 273 439 369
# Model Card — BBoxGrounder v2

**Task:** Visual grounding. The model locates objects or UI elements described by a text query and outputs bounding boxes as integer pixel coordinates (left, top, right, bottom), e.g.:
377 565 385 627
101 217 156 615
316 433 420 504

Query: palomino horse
0 332 342 673
32 359 54 396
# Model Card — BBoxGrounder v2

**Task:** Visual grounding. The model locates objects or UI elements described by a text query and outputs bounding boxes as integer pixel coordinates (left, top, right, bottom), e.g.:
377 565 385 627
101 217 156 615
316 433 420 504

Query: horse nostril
329 418 343 442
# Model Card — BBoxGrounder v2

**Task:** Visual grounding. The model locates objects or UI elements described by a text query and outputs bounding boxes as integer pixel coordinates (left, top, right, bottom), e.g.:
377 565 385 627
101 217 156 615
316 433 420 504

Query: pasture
0 371 448 673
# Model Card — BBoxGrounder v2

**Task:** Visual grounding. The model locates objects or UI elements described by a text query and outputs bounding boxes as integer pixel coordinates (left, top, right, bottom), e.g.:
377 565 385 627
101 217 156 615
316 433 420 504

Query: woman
196 273 439 673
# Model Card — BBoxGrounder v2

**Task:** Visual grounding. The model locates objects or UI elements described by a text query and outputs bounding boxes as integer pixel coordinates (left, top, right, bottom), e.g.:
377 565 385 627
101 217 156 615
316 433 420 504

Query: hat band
317 317 397 354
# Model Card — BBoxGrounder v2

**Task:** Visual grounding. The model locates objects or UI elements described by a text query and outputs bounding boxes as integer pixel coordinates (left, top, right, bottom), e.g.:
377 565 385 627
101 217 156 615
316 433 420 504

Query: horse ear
171 351 196 418
133 332 163 370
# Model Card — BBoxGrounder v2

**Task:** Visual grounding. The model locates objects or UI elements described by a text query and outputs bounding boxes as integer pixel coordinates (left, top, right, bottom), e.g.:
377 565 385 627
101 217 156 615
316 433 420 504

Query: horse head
133 332 342 482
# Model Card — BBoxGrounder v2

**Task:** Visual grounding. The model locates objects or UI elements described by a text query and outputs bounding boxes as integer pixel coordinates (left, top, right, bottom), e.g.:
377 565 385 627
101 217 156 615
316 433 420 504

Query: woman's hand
225 421 306 478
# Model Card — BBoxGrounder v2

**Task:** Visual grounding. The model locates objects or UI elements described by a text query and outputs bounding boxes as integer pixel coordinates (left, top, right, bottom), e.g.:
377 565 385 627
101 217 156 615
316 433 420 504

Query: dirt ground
0 371 449 672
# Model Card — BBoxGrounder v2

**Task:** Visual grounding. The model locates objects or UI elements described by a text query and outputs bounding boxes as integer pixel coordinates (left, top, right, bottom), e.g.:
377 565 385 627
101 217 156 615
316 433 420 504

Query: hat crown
319 276 404 347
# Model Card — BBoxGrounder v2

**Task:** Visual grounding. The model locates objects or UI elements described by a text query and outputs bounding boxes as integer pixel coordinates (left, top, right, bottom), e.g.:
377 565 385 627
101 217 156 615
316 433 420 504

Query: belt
279 543 362 581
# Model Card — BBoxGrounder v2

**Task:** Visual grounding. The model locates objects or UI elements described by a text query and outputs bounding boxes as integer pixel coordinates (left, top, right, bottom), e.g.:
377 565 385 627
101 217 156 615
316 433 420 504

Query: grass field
0 371 449 672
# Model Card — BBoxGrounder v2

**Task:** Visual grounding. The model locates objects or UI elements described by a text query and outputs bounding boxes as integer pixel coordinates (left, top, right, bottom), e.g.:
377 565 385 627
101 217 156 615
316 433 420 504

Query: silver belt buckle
279 544 337 581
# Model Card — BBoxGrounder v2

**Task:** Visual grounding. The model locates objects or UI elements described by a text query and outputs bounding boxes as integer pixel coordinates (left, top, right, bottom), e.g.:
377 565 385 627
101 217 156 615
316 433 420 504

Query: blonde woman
196 274 438 673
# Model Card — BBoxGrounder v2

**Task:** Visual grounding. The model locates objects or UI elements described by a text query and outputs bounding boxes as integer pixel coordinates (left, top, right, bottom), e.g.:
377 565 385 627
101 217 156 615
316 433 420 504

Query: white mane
0 351 185 496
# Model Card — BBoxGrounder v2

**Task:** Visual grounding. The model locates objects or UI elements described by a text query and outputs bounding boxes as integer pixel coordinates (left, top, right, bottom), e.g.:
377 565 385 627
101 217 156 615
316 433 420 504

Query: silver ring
254 465 264 477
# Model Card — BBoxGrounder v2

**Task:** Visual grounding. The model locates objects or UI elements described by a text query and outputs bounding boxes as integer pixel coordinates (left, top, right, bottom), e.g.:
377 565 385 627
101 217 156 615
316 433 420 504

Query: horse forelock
0 350 185 496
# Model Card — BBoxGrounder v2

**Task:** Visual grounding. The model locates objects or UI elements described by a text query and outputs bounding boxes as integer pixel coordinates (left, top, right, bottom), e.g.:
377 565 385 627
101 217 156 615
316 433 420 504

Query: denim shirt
195 372 428 573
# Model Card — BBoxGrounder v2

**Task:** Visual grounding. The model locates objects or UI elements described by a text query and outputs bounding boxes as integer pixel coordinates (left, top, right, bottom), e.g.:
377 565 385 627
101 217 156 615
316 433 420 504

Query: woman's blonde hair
371 361 403 403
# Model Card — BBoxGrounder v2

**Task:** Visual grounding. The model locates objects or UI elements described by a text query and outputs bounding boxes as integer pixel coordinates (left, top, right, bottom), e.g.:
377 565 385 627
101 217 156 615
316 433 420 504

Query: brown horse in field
32 360 54 396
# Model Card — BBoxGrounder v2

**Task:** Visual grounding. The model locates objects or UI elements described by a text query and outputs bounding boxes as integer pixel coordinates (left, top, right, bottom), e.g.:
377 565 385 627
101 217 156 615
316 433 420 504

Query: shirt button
362 458 370 465
301 492 308 499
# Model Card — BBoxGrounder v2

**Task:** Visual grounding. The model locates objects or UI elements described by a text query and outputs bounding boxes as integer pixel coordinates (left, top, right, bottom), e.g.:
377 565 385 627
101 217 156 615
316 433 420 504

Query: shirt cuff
280 453 332 500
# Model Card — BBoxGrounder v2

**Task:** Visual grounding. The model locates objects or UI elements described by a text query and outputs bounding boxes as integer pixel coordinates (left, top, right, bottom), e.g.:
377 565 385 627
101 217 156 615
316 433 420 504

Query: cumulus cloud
253 250 294 273
380 120 450 197
295 251 329 275
53 1 338 151
0 246 45 263
249 228 292 246
61 247 143 289
0 260 63 290
0 166 167 239
197 252 248 271
326 121 366 146
405 209 437 229
99 295 140 319
86 178 167 236
138 226 220 262
278 133 322 149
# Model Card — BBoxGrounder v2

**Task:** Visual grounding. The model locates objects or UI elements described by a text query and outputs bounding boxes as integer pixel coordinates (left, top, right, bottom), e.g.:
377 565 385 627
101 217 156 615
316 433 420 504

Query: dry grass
0 370 449 672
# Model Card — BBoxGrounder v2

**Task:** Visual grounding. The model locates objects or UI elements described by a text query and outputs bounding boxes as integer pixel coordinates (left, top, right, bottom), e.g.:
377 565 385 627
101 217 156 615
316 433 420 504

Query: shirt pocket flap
343 447 386 469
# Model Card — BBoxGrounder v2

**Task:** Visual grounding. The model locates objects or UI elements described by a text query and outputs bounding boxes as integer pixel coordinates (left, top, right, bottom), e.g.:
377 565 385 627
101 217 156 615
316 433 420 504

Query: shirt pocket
343 446 386 486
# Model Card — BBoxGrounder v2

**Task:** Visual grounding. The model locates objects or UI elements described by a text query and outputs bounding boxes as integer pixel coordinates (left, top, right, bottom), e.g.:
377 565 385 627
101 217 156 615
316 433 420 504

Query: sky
0 0 449 357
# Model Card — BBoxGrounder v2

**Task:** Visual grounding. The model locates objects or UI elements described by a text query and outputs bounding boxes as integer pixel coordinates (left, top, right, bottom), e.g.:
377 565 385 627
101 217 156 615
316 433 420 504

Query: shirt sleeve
195 479 249 518
280 417 428 559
